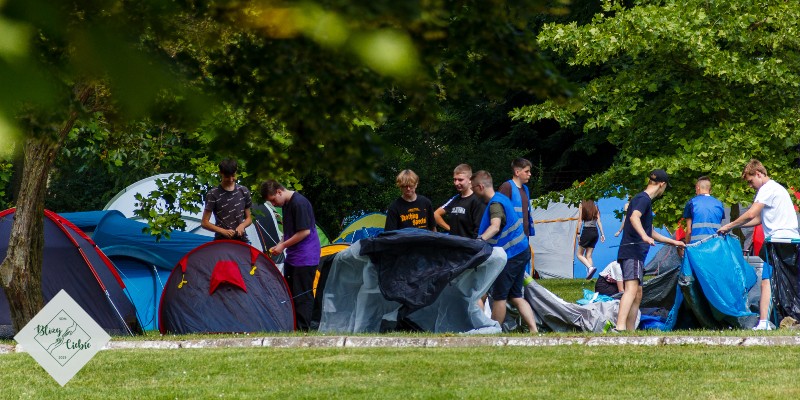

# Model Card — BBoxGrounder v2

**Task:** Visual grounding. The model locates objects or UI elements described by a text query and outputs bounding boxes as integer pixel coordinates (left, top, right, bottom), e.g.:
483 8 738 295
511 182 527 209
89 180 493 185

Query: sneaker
586 267 597 280
752 321 773 331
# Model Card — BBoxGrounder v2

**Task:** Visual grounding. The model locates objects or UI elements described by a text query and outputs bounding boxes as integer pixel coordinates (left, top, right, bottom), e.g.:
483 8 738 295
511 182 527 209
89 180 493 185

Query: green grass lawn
2 346 799 399
3 278 797 399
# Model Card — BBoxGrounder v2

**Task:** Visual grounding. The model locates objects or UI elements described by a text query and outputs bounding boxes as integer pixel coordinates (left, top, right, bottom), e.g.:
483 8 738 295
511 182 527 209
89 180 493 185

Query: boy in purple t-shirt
261 180 321 331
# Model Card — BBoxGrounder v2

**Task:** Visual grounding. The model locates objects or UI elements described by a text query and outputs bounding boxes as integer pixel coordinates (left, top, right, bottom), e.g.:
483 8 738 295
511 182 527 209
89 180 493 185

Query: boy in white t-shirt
718 159 800 330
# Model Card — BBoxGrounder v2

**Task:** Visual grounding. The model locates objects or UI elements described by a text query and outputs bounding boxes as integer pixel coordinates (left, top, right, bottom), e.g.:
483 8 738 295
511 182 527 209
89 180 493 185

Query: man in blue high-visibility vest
682 176 725 244
472 170 537 333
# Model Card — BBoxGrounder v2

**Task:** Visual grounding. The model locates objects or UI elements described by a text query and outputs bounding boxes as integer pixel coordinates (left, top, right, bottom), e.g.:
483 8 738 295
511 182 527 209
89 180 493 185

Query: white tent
529 201 580 279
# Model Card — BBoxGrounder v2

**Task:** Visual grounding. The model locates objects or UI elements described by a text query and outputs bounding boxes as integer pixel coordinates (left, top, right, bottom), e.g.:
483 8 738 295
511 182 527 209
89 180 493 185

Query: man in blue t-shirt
615 169 685 332
682 176 725 244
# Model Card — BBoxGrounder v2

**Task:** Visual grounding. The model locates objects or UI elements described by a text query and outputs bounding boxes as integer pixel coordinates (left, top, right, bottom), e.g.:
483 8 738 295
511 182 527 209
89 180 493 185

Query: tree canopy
512 0 800 224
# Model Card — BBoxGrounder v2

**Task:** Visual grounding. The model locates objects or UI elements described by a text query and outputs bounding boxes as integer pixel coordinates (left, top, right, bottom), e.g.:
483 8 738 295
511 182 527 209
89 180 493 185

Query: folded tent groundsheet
525 280 627 332
319 229 505 334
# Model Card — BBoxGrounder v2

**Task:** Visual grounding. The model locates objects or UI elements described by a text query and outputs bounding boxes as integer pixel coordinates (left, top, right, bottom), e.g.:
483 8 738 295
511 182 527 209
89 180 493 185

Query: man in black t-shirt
434 164 485 238
384 169 435 231
201 159 252 242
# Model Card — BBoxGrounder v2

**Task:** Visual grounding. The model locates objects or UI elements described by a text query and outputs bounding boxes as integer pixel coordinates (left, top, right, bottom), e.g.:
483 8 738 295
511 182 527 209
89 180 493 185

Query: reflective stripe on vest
479 193 529 258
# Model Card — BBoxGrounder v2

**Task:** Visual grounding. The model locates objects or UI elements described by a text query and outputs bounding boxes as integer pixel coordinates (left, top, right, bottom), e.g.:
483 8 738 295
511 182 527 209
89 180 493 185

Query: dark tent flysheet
0 209 141 337
319 229 505 334
159 240 294 334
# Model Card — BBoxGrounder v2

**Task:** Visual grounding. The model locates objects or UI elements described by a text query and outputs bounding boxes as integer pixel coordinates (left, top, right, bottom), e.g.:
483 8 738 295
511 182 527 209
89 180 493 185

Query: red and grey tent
0 209 141 338
158 240 295 334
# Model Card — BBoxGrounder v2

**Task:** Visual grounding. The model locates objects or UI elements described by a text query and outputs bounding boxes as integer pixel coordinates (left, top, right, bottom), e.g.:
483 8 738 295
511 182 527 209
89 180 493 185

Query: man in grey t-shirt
201 159 252 242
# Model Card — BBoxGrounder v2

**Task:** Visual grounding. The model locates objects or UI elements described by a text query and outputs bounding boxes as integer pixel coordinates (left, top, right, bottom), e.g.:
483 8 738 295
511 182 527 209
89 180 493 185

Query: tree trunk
0 137 58 330
0 85 91 331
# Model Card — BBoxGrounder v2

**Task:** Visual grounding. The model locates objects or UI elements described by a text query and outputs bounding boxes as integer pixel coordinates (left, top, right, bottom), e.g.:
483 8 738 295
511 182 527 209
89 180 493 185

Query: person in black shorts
576 199 605 280
615 170 685 332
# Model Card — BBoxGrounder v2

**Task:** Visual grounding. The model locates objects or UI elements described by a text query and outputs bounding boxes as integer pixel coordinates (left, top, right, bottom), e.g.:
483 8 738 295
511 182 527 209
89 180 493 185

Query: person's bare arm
202 209 233 238
270 229 311 255
718 202 764 233
479 217 501 241
434 207 449 231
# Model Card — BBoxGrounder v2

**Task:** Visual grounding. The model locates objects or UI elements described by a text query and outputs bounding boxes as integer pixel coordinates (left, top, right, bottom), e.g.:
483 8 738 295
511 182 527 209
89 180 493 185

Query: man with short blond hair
385 169 435 232
434 164 485 238
718 159 800 330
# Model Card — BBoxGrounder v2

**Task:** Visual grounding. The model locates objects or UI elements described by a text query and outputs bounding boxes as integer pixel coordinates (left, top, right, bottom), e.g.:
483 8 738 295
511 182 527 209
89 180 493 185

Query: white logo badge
15 290 111 386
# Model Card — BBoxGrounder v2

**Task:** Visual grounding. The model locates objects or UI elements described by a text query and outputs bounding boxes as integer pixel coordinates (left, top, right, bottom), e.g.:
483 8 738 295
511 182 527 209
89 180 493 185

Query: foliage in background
46 117 210 213
513 0 800 225
303 99 531 235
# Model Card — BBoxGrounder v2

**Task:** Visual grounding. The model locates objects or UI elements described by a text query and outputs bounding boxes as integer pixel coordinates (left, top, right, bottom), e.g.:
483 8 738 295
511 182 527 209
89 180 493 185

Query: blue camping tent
86 210 212 330
0 209 141 337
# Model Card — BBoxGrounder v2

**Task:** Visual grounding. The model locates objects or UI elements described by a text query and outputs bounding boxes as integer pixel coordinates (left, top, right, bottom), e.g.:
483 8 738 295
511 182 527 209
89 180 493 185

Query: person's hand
269 243 285 256
235 226 246 238
643 235 655 246
717 224 731 235
674 240 686 248
223 229 235 239
614 231 621 237
600 234 605 243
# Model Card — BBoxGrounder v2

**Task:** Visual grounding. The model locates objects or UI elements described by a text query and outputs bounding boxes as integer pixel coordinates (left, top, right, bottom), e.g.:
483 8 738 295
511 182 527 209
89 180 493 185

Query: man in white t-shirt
718 159 800 330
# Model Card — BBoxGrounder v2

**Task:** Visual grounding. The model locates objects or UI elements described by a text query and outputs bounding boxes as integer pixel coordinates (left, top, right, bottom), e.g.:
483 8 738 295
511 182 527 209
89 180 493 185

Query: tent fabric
58 210 118 233
682 235 757 321
252 203 284 265
524 280 633 332
310 244 350 330
319 233 505 334
333 213 386 244
209 260 247 294
359 229 493 314
765 240 800 323
159 240 294 334
0 209 141 337
91 210 212 330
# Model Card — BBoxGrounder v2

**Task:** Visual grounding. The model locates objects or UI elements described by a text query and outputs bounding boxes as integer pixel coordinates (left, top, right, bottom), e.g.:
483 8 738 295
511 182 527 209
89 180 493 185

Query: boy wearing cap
718 159 800 330
615 169 685 332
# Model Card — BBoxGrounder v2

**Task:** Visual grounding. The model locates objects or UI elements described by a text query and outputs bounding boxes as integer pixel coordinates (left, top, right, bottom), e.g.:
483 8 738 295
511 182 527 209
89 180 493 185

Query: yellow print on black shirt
399 207 428 228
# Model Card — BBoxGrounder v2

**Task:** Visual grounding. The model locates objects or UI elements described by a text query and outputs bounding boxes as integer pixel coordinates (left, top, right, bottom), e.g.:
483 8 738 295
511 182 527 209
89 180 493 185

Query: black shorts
579 227 599 248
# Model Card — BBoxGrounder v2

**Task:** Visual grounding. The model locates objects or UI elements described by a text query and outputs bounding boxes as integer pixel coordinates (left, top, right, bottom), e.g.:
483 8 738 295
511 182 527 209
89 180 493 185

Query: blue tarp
60 210 119 233
682 235 758 320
